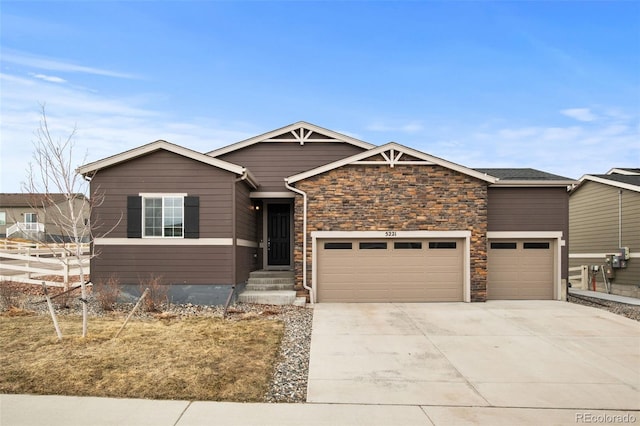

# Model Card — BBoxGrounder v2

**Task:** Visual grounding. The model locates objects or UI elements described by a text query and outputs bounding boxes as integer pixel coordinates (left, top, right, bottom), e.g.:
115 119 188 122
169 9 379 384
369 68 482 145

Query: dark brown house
78 122 575 304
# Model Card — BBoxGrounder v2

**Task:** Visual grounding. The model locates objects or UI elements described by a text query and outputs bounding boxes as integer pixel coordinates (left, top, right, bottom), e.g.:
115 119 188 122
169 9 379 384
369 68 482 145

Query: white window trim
140 193 187 239
0 211 6 225
311 230 471 303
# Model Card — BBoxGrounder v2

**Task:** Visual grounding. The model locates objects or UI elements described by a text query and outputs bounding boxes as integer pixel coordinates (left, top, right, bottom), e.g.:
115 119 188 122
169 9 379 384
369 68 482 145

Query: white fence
0 240 91 287
568 265 589 290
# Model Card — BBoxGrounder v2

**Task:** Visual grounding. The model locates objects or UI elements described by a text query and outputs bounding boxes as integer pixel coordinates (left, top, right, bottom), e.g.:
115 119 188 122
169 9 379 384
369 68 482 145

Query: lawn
0 312 284 401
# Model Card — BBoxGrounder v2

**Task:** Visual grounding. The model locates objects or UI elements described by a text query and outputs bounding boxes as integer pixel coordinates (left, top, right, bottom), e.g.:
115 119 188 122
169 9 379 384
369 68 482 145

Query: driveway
307 301 640 410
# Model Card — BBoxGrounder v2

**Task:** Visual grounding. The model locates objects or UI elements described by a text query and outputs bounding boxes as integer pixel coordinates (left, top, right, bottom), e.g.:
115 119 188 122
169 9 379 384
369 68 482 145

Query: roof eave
76 140 246 177
573 174 640 193
490 180 577 188
207 121 375 157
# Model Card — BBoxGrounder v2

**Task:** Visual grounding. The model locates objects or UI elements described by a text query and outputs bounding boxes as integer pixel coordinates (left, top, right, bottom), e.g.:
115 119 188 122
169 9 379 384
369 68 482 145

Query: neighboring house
569 168 640 298
0 193 90 242
77 122 575 304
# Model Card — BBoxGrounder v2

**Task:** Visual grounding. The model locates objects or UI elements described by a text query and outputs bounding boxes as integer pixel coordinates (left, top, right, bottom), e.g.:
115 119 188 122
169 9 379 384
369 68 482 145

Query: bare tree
22 105 111 338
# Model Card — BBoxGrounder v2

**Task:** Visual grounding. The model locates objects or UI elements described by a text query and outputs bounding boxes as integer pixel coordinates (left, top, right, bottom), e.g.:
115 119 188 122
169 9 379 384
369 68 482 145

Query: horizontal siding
487 187 569 232
92 245 233 285
569 258 640 288
236 245 258 285
235 182 257 242
217 142 365 192
569 182 640 253
91 150 236 239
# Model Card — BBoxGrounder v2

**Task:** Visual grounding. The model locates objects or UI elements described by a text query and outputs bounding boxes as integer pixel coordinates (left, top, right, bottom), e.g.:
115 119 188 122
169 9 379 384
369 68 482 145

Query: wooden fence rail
0 240 90 287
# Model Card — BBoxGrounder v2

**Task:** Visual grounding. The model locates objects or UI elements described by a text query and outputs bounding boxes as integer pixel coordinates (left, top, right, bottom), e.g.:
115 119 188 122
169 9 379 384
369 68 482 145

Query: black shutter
127 196 142 238
184 196 199 239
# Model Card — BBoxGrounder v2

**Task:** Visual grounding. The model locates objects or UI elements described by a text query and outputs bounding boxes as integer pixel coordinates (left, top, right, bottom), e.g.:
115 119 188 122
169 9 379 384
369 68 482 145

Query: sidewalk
2 394 638 426
569 288 640 306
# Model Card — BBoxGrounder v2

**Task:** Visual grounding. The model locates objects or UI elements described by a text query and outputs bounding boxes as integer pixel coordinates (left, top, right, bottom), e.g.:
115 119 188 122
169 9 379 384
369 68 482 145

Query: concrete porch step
247 277 295 285
249 270 294 279
237 290 297 306
245 283 295 291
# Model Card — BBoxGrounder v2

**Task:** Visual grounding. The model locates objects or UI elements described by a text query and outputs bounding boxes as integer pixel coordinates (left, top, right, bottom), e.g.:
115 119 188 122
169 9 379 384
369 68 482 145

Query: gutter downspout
284 179 313 303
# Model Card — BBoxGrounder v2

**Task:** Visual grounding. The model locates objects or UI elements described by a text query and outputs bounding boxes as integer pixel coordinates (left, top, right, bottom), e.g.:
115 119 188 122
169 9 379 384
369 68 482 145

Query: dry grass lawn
0 312 284 401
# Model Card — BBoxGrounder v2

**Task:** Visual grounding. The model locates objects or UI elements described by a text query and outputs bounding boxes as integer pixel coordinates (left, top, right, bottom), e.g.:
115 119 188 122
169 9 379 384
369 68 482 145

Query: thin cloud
561 108 597 122
3 49 138 79
29 73 67 84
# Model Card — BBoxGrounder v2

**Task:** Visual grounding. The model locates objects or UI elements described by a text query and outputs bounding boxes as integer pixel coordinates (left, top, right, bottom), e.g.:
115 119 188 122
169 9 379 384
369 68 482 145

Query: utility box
606 249 628 269
604 262 615 279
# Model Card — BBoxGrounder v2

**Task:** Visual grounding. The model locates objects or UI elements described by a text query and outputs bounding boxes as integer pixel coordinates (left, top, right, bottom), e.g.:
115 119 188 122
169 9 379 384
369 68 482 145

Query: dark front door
267 204 291 266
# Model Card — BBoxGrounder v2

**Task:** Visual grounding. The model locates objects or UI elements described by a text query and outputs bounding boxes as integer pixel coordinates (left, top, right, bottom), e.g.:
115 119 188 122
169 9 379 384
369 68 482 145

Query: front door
267 204 291 267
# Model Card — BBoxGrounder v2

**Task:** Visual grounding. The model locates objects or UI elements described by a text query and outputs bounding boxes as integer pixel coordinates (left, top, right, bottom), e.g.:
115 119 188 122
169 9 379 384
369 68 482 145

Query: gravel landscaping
568 293 640 322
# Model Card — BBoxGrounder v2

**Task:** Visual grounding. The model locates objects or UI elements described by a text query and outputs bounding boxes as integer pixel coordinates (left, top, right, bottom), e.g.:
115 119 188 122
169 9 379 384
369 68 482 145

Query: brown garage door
487 240 554 300
317 239 463 302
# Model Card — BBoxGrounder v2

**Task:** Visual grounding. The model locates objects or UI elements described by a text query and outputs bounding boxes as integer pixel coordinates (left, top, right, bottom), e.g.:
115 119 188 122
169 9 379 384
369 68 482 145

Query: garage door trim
311 230 472 303
487 231 564 301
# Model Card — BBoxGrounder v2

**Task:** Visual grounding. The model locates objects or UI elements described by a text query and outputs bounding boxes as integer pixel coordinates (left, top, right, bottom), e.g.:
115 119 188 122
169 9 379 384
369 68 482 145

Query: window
359 242 387 250
524 242 550 249
491 242 517 249
394 242 422 249
324 242 353 250
0 212 5 225
429 241 457 249
143 196 183 238
25 213 37 223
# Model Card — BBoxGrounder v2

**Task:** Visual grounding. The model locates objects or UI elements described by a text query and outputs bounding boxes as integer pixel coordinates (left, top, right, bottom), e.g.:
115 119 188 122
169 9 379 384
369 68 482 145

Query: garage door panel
318 238 464 303
488 240 554 300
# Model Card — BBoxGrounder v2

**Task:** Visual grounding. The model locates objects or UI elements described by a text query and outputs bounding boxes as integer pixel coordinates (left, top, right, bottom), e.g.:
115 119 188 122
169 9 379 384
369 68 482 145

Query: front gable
286 142 497 184
211 122 373 193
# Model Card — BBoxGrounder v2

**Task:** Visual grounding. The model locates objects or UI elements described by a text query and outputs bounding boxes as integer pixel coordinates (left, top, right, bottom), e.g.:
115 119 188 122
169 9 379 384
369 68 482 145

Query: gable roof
77 140 259 188
475 168 576 187
606 168 640 176
286 142 497 184
573 174 640 193
207 121 375 157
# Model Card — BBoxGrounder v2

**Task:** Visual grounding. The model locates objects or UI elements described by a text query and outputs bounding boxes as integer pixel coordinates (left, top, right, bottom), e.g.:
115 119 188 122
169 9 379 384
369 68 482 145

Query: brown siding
90 149 243 287
217 142 366 192
487 187 570 279
93 245 233 285
569 181 640 292
295 164 489 302
234 181 256 242
91 150 236 239
234 181 259 283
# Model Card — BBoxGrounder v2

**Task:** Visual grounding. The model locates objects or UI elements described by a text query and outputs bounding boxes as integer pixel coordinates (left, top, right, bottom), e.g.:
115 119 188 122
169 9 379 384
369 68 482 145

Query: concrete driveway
307 301 640 410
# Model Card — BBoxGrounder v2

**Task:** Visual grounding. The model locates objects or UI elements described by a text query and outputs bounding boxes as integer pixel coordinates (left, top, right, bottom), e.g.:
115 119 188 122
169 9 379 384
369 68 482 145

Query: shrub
139 274 168 312
0 281 22 311
93 275 121 311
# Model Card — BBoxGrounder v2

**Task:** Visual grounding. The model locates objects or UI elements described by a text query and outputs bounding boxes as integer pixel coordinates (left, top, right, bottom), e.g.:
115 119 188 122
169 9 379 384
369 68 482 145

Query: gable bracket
262 126 344 145
355 148 430 168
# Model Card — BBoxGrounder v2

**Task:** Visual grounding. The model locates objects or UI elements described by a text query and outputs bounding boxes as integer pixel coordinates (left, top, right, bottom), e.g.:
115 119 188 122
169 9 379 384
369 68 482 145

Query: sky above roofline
1 1 638 192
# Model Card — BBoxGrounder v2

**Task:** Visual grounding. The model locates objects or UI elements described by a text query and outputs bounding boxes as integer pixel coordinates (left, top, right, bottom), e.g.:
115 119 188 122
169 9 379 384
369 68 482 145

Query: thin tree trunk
42 282 63 341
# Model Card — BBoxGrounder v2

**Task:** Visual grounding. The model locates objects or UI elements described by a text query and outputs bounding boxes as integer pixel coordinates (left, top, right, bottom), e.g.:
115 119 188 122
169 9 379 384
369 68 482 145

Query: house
77 122 575 304
569 168 640 298
0 193 90 243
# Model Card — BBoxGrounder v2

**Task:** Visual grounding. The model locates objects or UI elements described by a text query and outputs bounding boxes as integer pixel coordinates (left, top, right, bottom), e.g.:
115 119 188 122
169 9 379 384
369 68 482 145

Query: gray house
0 193 89 242
569 168 640 298
77 122 575 304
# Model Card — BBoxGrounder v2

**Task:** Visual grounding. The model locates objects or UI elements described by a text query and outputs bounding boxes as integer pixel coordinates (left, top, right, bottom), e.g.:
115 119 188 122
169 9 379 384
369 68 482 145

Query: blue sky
1 1 639 192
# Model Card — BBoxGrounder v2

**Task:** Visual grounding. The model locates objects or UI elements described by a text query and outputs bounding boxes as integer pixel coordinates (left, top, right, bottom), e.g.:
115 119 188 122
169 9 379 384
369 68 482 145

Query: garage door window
491 242 517 249
359 242 387 250
429 242 457 249
324 242 352 250
523 242 550 249
394 242 422 249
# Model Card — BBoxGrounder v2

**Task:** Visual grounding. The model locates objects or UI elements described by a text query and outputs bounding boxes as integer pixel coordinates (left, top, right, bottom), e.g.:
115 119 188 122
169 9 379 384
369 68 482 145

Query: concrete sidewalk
2 394 638 426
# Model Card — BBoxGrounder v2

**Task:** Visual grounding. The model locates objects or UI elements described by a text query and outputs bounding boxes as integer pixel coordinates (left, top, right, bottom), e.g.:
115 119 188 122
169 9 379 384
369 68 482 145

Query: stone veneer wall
292 164 489 302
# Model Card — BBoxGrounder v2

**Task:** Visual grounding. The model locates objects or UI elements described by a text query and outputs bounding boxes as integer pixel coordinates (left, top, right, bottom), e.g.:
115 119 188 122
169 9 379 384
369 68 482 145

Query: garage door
317 239 463 302
487 240 554 300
